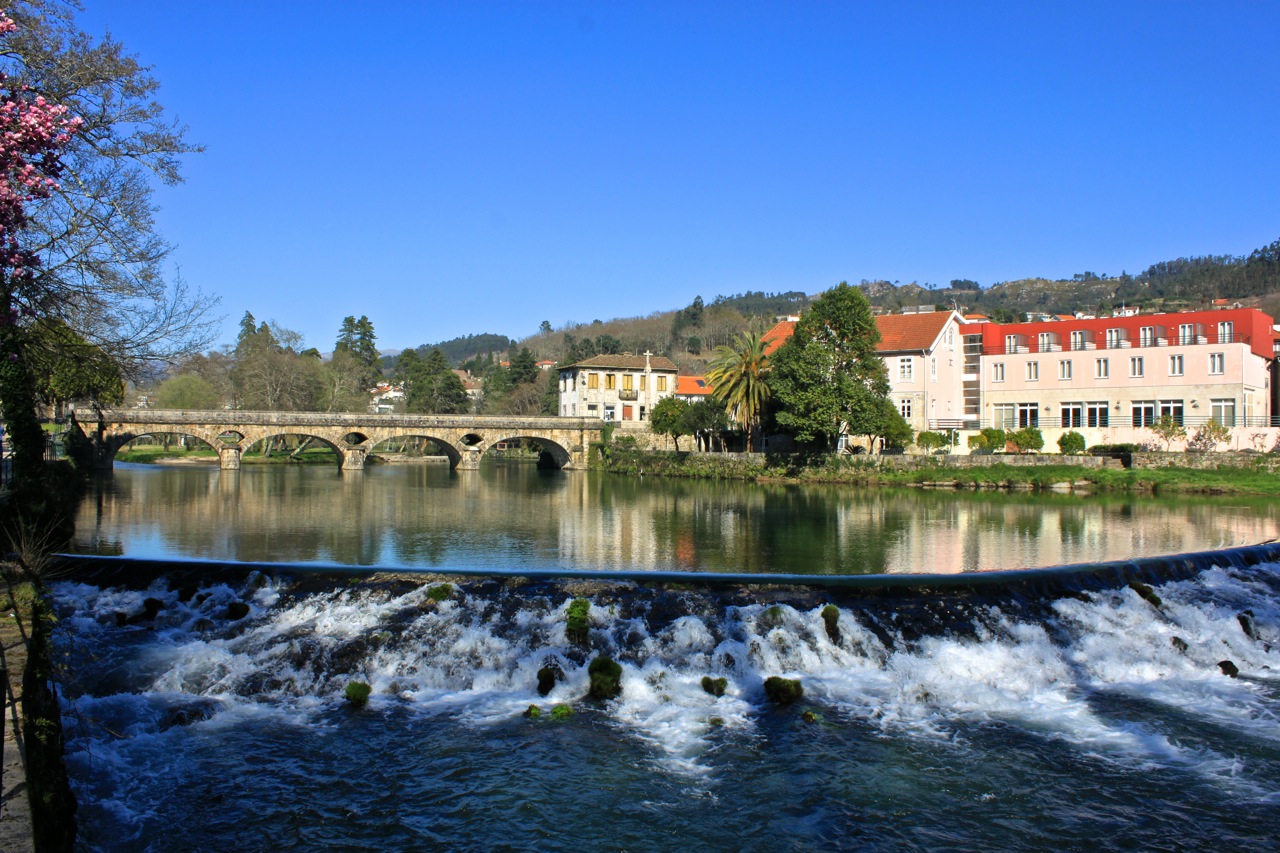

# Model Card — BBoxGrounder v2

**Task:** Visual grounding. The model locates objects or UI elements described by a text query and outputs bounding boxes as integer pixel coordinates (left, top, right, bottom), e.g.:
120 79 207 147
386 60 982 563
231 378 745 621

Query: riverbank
600 448 1280 496
1 579 33 853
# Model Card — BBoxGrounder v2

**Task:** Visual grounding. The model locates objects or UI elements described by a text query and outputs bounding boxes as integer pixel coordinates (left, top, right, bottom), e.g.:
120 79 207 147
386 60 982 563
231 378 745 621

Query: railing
972 414 1279 430
618 389 638 401
983 333 1250 356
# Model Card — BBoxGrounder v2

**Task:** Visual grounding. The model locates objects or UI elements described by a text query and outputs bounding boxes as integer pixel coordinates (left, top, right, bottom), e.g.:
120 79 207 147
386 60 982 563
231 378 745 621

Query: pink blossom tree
0 9 80 498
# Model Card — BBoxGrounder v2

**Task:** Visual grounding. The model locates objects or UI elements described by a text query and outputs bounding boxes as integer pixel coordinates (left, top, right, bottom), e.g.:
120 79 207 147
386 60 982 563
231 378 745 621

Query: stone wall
1129 451 1280 471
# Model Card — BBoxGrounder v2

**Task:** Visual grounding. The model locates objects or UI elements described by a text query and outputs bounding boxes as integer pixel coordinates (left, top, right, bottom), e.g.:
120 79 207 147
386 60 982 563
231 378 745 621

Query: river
51 462 1280 850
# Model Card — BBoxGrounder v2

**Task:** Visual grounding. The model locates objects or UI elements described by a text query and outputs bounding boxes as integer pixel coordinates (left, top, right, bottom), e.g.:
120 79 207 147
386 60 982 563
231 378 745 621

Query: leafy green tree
24 318 125 415
681 398 729 451
1057 431 1086 455
649 396 690 451
706 329 771 451
509 347 539 385
320 348 372 413
401 348 468 414
770 282 889 451
916 430 948 454
156 374 220 410
1188 420 1230 452
539 320 553 335
968 427 1008 453
231 314 323 410
334 315 380 388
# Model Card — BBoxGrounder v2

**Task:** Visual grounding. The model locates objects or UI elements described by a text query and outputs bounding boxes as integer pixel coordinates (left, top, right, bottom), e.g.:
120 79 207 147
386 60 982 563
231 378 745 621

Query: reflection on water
72 461 1280 575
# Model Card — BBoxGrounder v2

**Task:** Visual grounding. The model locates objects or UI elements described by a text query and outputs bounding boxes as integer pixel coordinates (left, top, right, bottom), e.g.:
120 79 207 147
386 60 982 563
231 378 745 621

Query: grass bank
600 448 1280 496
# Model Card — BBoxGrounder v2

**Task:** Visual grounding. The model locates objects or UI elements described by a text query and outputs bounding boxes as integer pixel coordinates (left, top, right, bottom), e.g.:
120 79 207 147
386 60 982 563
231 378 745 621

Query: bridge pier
342 447 368 471
457 447 482 470
218 447 242 470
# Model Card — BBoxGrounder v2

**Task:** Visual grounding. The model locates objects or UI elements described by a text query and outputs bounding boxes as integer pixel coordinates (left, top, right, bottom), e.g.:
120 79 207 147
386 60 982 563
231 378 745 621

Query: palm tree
706 330 771 451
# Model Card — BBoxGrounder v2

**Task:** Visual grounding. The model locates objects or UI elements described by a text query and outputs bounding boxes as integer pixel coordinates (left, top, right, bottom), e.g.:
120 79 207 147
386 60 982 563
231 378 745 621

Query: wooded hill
405 236 1280 372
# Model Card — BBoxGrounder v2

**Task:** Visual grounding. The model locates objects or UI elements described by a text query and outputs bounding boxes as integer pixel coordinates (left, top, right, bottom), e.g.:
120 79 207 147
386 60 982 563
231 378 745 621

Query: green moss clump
760 605 784 628
763 676 803 705
708 716 724 727
701 676 727 697
550 704 574 720
566 597 591 647
345 681 372 707
588 655 623 700
523 704 542 719
821 605 840 644
801 708 823 724
427 583 454 602
1128 580 1162 609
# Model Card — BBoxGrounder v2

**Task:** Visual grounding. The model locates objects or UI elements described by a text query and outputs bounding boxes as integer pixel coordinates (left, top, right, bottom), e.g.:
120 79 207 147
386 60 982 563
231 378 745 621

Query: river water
53 462 1280 850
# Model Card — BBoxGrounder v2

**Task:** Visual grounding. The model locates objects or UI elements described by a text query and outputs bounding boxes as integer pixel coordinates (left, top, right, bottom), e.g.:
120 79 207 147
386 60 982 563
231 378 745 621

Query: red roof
762 320 797 355
677 376 712 396
874 312 953 353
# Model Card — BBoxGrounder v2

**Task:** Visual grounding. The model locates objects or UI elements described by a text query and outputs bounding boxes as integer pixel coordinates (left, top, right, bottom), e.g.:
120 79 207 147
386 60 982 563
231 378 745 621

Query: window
899 398 912 420
1086 401 1109 427
1096 358 1109 379
1132 401 1155 427
1130 356 1144 378
899 357 914 381
588 373 599 390
993 403 1016 430
1218 321 1234 343
587 403 599 415
1168 355 1184 376
1017 402 1039 428
1209 352 1225 375
1038 332 1053 351
605 374 616 390
1004 334 1020 353
1159 400 1184 425
656 375 667 392
639 406 647 421
1061 402 1083 428
1026 361 1039 381
622 374 633 390
1140 326 1156 347
1211 398 1236 427
930 357 937 382
1070 330 1086 350
1105 328 1123 348
1059 359 1072 380
640 375 646 391
603 404 616 421
992 362 1005 382
1178 323 1195 345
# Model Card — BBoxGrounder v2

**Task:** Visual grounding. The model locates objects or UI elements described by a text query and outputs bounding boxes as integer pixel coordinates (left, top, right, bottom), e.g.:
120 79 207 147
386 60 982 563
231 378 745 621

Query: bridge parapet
92 409 605 471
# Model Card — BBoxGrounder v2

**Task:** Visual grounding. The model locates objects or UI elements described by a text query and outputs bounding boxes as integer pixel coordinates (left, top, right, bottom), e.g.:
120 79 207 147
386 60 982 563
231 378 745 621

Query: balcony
618 389 638 401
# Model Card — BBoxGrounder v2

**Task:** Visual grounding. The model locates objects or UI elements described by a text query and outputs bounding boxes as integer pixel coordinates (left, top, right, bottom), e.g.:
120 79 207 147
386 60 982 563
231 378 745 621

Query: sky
76 1 1280 354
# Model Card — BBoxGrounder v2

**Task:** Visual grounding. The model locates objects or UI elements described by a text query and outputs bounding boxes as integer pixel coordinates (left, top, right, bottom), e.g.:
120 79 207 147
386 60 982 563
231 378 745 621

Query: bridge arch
366 434 463 467
105 428 221 465
241 431 348 468
478 434 573 468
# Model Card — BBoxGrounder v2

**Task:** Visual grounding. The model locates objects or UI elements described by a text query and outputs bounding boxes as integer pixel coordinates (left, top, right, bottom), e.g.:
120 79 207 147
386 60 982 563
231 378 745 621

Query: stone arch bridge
89 409 605 471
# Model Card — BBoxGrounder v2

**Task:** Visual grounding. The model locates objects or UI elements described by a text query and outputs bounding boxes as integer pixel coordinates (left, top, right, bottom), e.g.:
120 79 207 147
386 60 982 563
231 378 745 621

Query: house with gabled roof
557 352 679 422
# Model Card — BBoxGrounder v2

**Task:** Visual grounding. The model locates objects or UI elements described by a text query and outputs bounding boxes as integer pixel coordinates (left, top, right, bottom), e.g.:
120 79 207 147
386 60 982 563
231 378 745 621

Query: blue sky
79 1 1280 353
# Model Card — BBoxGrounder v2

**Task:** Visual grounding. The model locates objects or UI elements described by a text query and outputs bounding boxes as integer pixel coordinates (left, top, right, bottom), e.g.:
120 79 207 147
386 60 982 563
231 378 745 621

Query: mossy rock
588 655 623 700
345 681 372 707
1218 660 1239 678
1170 636 1188 654
701 676 727 698
821 605 840 644
177 582 199 603
566 597 591 647
427 583 454 603
537 662 563 697
801 708 824 724
763 676 803 704
1127 581 1162 609
760 605 784 628
523 704 542 719
550 704 574 720
226 601 251 620
1238 611 1257 640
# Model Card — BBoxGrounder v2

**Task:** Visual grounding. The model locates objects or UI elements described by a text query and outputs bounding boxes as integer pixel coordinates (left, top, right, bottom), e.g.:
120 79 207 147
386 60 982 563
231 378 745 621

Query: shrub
1057 431 1086 455
968 428 1007 453
916 431 948 454
1008 427 1044 454
1187 420 1230 451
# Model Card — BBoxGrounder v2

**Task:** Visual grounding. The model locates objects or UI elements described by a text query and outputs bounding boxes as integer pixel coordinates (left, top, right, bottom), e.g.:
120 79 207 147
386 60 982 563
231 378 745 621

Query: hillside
394 237 1280 371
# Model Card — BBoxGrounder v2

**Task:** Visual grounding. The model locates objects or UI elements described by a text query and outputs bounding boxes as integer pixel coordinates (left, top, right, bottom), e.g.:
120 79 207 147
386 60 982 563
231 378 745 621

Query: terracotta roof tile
874 312 952 353
677 376 712 396
762 320 797 355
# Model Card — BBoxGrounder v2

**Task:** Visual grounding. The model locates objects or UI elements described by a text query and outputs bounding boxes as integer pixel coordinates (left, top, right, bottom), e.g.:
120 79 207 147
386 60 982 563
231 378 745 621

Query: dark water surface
71 462 1280 574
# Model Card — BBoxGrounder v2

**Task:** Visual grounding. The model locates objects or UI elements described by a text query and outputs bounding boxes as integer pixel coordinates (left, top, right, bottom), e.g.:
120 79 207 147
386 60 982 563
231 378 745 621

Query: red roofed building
675 376 713 401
